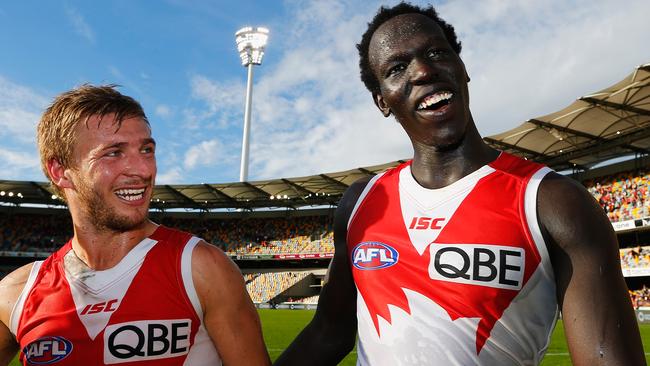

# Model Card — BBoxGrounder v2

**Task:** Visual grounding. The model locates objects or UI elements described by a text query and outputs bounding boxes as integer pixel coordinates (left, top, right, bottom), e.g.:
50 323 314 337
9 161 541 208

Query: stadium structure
1 63 649 316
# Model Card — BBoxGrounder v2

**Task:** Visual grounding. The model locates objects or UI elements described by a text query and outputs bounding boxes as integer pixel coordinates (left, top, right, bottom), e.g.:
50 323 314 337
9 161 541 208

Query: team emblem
23 336 73 365
352 242 399 270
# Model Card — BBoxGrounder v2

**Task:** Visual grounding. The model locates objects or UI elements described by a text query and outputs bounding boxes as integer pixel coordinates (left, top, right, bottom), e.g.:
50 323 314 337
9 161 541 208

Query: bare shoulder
0 263 35 327
537 171 611 247
191 240 236 272
190 241 245 310
334 176 373 234
537 171 593 210
340 176 372 209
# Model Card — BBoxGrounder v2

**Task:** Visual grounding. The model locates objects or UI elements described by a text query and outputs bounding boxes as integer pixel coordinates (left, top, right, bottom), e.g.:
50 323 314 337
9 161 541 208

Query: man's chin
101 217 148 233
92 208 150 233
431 132 466 152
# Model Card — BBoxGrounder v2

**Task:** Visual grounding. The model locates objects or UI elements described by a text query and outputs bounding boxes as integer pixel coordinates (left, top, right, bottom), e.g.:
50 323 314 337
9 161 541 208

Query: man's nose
409 58 437 84
125 152 154 178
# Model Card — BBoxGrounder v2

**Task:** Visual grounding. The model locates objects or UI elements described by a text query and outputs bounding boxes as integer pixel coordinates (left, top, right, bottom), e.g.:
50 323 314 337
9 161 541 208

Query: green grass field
260 309 650 366
10 310 650 365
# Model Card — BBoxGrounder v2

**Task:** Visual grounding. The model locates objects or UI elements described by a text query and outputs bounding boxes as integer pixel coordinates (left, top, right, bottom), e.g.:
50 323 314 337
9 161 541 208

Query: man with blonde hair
0 85 270 365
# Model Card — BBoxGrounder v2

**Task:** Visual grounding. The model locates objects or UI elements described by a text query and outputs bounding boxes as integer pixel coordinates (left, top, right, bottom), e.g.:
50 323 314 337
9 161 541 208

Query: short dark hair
357 2 462 93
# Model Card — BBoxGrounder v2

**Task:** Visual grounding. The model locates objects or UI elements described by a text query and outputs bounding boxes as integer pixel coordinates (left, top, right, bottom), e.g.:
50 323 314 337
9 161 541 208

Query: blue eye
141 145 155 154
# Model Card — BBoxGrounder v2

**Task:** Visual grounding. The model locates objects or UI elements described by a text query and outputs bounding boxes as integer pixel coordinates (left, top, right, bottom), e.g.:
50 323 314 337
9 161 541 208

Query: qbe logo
352 242 399 270
23 336 73 365
103 319 191 364
429 244 525 290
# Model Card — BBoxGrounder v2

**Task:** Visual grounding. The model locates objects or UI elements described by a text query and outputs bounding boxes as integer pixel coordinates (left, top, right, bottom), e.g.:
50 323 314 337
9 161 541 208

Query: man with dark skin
276 3 645 366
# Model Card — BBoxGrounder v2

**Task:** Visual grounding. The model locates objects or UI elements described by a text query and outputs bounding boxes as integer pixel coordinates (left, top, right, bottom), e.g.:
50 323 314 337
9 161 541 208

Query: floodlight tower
235 26 269 182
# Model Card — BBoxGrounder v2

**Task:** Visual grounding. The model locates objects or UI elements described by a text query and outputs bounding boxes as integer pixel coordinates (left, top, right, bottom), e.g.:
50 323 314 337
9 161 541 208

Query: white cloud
0 76 48 142
186 75 245 129
0 76 47 180
0 147 40 180
156 166 183 185
65 5 95 43
184 139 225 170
155 104 172 119
182 0 649 182
438 0 650 135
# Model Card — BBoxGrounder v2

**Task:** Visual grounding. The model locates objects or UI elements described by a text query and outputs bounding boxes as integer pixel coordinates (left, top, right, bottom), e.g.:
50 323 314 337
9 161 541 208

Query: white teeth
418 91 453 110
115 188 146 201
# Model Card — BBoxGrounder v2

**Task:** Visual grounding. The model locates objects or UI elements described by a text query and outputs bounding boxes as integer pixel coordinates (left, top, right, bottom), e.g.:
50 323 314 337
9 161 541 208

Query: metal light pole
235 26 269 182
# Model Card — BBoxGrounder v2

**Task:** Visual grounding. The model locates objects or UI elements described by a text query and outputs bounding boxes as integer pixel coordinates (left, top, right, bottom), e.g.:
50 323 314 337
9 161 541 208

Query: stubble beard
77 181 148 233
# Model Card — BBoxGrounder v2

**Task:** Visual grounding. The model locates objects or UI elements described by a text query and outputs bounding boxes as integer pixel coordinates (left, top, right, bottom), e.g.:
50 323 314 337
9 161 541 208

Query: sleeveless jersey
10 226 221 365
348 153 558 366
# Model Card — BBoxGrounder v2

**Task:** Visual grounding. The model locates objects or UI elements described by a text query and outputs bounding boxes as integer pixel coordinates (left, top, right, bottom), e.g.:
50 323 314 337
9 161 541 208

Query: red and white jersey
10 226 221 365
348 153 558 366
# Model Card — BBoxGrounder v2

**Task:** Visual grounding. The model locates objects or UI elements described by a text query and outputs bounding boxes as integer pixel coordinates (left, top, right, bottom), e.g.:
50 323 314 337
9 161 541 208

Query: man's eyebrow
142 138 156 146
101 142 127 150
384 52 409 64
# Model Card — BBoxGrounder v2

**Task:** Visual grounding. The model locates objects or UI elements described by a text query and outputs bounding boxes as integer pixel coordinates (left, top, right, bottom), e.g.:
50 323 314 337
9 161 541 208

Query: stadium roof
485 62 650 172
1 63 648 210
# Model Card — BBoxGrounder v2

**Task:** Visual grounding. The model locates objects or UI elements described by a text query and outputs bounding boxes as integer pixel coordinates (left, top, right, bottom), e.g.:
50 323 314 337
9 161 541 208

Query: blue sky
1 0 649 184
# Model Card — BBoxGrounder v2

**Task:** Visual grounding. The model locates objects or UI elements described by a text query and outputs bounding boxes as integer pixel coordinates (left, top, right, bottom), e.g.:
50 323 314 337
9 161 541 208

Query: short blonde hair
37 84 148 199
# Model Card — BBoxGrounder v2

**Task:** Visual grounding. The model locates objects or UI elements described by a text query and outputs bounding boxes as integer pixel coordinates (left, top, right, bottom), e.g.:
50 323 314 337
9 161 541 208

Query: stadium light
235 26 269 182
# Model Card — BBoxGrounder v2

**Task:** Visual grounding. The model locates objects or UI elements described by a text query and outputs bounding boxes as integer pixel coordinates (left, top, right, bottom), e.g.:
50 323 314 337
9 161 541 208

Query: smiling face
369 13 472 151
65 113 156 233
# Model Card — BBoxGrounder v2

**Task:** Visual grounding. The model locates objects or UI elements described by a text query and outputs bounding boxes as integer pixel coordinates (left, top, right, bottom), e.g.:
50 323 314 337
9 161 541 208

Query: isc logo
23 336 73 365
80 299 119 315
428 244 525 290
408 217 445 230
103 319 191 364
352 242 399 270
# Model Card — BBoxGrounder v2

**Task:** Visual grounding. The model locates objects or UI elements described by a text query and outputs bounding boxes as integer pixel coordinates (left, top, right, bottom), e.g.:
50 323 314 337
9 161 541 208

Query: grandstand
0 62 649 317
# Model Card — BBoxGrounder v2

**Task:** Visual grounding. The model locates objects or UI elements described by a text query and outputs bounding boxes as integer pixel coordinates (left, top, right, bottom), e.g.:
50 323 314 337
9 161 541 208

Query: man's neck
410 126 499 189
70 220 158 271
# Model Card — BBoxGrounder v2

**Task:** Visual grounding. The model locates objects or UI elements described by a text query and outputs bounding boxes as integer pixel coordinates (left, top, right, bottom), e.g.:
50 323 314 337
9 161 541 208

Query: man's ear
46 159 74 190
373 92 391 117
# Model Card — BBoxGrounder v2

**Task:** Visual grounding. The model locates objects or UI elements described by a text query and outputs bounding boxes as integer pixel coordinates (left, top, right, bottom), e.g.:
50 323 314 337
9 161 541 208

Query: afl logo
352 242 399 270
23 336 73 364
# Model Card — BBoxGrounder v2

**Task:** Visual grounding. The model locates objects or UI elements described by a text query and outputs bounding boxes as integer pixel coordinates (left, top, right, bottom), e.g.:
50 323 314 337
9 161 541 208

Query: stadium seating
620 246 650 270
630 286 650 308
159 216 334 255
2 167 650 310
285 295 320 304
584 169 650 222
245 271 310 303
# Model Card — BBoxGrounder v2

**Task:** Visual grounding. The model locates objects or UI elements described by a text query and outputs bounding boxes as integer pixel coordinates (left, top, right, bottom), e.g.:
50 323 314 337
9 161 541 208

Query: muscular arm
192 242 271 366
0 263 33 366
274 178 370 366
538 172 645 366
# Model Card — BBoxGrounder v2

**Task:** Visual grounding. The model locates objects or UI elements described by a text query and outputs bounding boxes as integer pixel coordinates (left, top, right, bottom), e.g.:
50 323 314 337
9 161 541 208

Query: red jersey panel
348 153 558 365
10 226 220 365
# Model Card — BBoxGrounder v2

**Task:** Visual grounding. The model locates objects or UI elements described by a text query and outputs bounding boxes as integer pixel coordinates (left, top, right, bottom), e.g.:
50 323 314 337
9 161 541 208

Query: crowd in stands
0 213 71 253
0 213 334 256
630 286 650 309
160 216 334 255
621 246 650 270
286 295 320 304
245 271 310 303
0 168 649 273
585 169 650 222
